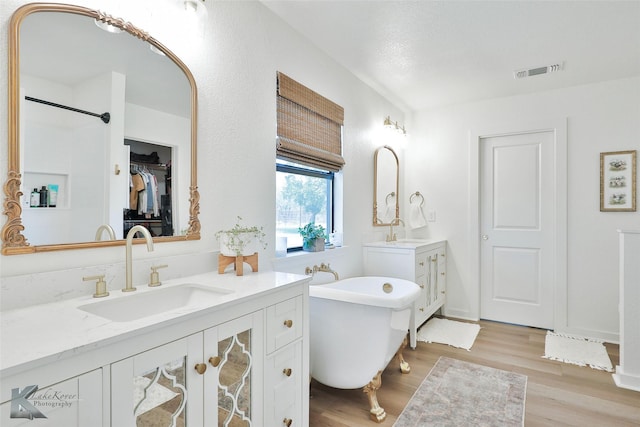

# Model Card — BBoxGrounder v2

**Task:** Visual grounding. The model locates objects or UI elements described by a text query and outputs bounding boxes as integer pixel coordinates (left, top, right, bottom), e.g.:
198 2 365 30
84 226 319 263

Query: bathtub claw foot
396 335 411 374
363 370 386 423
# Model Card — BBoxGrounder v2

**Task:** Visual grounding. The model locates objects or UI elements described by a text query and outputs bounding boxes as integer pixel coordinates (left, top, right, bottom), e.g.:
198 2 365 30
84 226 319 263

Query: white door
480 130 555 329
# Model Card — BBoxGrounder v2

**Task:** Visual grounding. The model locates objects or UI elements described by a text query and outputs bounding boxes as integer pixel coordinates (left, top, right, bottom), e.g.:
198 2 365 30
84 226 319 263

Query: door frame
468 118 567 331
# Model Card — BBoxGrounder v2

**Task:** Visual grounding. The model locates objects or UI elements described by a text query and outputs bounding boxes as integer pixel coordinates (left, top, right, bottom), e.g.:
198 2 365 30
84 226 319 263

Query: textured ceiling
263 0 640 112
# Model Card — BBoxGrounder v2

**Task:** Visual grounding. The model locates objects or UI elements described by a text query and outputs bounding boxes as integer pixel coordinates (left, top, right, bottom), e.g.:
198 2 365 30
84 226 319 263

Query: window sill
270 245 348 271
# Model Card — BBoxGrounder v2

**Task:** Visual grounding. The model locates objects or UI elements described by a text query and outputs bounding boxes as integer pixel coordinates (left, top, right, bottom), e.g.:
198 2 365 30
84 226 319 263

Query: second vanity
0 271 310 426
363 239 447 349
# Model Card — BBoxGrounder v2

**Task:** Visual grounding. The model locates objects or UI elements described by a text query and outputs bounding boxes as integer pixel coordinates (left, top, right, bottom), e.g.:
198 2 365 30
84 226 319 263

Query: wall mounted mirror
373 145 399 226
2 3 200 255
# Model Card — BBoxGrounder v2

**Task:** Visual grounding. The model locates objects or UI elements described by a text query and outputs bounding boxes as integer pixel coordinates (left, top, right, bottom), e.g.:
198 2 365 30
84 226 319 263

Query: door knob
481 234 489 240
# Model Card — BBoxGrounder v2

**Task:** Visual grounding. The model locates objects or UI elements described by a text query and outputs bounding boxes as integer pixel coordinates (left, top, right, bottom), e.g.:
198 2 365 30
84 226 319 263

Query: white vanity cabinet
111 311 264 426
363 240 447 349
0 369 102 426
0 272 309 427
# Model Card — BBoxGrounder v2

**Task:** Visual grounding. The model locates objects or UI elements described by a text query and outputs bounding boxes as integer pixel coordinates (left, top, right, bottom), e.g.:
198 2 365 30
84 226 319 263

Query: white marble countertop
0 270 309 378
362 238 446 249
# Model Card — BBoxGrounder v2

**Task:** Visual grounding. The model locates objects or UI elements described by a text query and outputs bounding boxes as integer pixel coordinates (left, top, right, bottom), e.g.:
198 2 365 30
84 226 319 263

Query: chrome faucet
124 225 154 292
95 224 116 241
386 218 405 242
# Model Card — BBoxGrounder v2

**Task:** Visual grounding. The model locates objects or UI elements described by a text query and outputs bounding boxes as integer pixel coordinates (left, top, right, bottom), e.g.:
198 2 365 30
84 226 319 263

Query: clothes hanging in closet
129 167 159 217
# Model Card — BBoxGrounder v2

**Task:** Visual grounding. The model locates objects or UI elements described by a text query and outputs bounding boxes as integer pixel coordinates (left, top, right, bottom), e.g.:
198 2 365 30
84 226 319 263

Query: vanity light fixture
384 116 407 137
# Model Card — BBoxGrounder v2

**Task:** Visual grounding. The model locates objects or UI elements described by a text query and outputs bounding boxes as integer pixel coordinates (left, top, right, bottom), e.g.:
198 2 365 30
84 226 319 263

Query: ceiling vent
514 63 563 79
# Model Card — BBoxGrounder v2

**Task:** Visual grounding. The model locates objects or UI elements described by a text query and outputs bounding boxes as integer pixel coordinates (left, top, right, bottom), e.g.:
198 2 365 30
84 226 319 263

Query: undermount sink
78 284 233 322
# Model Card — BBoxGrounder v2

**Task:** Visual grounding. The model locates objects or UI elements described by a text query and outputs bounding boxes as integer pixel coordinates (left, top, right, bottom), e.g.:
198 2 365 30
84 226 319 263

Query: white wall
405 76 640 341
2 0 636 341
0 2 402 289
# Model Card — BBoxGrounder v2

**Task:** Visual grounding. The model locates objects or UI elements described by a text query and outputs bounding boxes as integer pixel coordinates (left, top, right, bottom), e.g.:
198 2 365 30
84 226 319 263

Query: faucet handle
149 264 168 287
83 275 109 298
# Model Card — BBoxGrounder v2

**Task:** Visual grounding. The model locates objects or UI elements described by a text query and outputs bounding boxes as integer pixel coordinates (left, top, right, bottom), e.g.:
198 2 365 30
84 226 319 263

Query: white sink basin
78 284 233 322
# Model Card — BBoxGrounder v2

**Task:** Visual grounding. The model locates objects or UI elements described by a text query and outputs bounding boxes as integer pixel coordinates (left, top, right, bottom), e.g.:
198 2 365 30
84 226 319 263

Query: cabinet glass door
206 311 263 427
111 336 204 427
134 357 187 426
217 330 252 425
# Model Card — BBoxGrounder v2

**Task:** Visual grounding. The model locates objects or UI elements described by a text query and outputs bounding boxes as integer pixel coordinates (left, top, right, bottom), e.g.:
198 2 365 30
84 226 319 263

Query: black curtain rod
25 96 110 124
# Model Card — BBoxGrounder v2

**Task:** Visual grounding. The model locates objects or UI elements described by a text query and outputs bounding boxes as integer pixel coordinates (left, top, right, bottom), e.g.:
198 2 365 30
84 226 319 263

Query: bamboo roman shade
276 72 345 171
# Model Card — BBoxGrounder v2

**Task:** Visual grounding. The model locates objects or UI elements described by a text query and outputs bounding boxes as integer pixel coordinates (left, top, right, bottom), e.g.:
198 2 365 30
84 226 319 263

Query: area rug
416 317 481 351
394 357 527 427
542 331 613 372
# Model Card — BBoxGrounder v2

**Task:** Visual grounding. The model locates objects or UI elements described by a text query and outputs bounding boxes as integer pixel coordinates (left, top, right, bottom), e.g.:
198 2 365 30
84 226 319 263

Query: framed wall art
600 150 637 212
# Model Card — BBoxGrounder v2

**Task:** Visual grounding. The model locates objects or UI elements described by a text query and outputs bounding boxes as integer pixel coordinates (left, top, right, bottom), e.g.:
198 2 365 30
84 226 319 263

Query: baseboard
613 366 640 392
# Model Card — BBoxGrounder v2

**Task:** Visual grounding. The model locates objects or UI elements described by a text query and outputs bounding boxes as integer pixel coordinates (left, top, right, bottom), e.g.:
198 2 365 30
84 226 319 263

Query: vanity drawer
266 295 303 354
265 341 302 427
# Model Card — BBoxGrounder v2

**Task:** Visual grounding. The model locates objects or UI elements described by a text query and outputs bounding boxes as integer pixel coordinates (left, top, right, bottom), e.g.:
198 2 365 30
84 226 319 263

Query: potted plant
298 223 327 252
215 216 267 257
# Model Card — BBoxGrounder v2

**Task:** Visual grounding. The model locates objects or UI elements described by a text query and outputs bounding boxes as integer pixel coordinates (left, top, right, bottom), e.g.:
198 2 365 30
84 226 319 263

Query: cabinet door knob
419 283 424 289
283 368 292 377
441 272 445 276
283 418 293 427
419 261 425 266
419 307 424 312
283 319 293 328
194 363 207 375
209 356 221 367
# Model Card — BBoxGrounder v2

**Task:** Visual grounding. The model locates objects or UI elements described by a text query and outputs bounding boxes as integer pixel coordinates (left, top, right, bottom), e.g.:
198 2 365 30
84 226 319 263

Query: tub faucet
124 225 154 292
305 262 339 281
95 224 116 241
387 218 405 242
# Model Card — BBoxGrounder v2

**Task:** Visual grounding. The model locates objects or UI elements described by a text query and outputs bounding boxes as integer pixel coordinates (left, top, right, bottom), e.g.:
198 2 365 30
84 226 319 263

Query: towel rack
410 191 424 207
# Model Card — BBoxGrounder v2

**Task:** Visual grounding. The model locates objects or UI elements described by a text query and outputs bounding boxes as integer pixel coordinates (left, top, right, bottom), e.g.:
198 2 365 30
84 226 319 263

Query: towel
409 199 427 229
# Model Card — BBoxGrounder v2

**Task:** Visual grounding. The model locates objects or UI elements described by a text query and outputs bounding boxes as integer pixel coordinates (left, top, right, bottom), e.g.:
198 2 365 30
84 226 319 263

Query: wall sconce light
384 116 407 137
183 0 207 17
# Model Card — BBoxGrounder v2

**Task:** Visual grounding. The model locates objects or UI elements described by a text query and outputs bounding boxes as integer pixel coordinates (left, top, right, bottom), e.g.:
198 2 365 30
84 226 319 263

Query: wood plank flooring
309 318 640 426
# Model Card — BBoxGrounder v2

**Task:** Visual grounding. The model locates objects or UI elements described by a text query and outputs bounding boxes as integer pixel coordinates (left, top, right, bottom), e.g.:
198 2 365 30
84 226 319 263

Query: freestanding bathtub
309 276 420 422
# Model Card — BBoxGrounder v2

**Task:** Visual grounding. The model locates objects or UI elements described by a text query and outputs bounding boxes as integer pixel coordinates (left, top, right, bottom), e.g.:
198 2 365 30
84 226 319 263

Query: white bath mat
543 331 613 372
417 317 481 351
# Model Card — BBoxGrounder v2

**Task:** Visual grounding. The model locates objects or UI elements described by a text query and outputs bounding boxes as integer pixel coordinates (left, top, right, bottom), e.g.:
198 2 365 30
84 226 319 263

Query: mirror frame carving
372 145 400 226
1 3 200 255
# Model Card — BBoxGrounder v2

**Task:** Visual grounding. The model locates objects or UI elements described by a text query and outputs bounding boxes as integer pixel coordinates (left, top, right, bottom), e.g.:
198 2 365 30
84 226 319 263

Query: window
275 72 343 251
276 161 333 250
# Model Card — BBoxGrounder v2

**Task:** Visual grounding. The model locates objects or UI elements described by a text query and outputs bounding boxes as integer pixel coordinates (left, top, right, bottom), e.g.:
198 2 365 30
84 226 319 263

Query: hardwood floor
309 318 640 426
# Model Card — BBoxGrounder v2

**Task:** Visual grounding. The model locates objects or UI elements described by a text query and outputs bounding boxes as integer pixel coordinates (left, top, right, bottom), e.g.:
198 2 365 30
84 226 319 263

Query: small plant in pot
298 223 327 252
215 216 267 257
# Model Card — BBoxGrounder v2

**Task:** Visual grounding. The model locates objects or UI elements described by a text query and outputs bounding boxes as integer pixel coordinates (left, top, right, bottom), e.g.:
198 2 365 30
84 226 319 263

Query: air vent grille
514 63 563 79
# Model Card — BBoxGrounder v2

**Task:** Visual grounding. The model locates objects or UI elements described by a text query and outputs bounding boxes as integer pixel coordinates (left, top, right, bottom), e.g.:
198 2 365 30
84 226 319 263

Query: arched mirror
373 145 399 226
2 3 200 255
